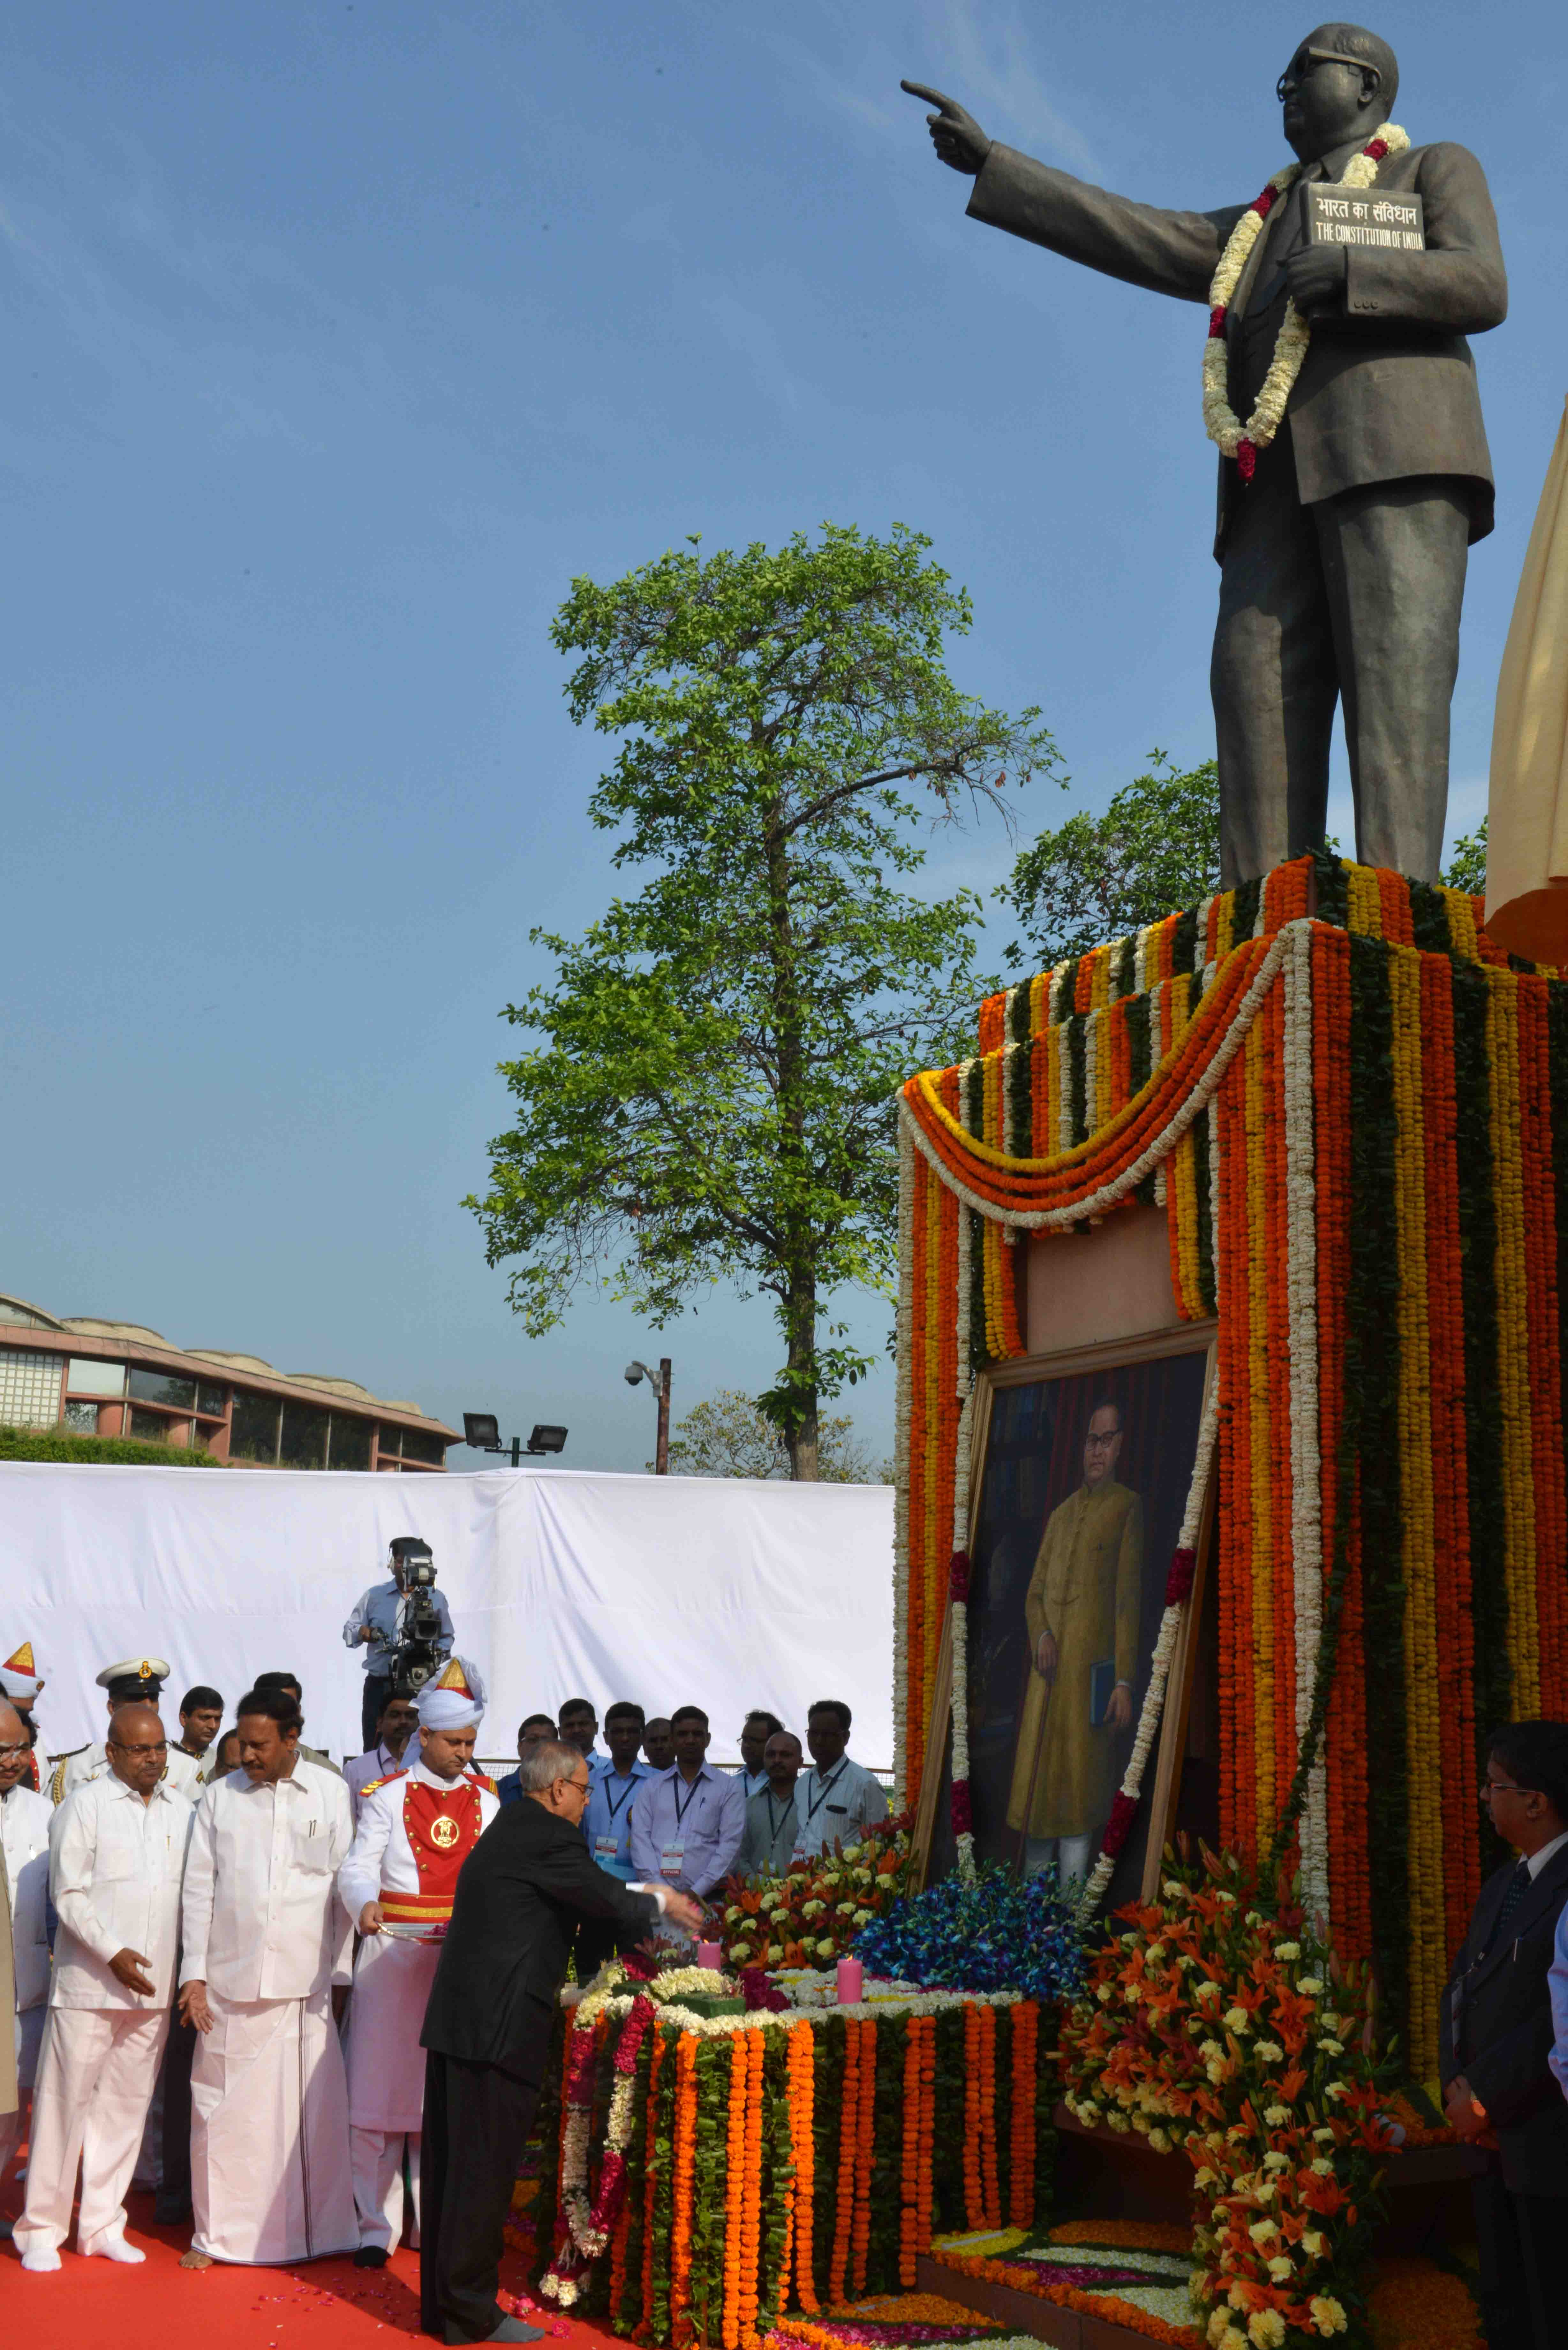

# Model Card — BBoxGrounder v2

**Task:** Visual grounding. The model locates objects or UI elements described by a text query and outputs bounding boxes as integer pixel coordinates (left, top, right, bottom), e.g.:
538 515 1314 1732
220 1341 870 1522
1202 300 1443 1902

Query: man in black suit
903 25 1506 885
419 1739 702 2346
1440 1720 1568 2350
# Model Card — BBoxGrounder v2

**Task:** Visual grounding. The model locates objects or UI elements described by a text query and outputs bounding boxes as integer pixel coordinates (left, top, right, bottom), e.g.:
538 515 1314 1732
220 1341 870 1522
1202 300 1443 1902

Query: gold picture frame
909 1322 1219 1906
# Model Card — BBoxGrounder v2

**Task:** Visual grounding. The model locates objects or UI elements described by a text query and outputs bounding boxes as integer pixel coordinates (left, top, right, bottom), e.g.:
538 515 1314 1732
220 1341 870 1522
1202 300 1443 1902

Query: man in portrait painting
1007 1399 1142 1887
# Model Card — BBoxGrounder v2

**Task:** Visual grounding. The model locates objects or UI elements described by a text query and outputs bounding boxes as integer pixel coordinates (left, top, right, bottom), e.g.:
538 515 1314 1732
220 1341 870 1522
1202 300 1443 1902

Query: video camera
387 1536 449 1693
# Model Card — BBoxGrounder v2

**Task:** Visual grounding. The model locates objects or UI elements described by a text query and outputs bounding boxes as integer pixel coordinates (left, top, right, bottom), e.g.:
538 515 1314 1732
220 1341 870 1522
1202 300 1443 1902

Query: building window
129 1368 197 1411
0 1347 63 1429
63 1400 100 1434
68 1358 126 1398
401 1427 446 1467
230 1391 282 1464
377 1427 401 1461
127 1407 175 1445
280 1402 329 1470
196 1380 228 1418
327 1414 372 1471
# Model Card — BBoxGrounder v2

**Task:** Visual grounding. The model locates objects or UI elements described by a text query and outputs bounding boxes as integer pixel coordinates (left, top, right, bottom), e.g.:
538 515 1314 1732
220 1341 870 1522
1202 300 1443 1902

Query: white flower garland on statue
1282 922 1329 1917
1202 126 1409 478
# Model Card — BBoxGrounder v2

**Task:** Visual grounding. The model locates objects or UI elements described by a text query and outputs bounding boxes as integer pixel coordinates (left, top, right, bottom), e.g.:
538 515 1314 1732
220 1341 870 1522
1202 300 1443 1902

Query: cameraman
343 1537 455 1753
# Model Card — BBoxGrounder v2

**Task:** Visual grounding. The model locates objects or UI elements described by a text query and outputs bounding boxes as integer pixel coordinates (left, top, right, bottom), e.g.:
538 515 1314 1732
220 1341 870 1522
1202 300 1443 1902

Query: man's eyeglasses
1276 46 1381 104
111 1739 169 1757
1479 1776 1530 1800
0 1740 29 1761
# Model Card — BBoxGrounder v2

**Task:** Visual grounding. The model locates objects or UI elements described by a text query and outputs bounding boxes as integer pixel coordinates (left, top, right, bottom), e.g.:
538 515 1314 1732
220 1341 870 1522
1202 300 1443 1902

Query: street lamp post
462 1414 569 1466
623 1357 673 1474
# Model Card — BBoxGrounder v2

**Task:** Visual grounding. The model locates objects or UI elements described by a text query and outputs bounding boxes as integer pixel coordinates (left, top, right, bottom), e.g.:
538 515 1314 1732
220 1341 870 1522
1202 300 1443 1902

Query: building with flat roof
0 1291 459 1470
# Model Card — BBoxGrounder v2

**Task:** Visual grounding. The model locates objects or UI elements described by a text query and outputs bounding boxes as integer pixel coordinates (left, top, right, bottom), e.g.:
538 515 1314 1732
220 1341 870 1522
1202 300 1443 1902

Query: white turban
416 1658 483 1733
1 1642 41 1704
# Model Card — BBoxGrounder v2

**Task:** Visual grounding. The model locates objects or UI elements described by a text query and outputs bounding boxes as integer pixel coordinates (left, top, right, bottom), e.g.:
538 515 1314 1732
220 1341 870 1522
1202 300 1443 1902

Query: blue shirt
496 1767 522 1807
628 1763 746 1899
584 1761 652 1879
342 1578 455 1675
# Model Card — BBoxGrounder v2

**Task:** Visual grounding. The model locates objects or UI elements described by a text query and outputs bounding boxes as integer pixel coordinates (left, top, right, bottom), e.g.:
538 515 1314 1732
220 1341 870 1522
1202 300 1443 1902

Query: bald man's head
0 1699 26 1796
107 1701 169 1798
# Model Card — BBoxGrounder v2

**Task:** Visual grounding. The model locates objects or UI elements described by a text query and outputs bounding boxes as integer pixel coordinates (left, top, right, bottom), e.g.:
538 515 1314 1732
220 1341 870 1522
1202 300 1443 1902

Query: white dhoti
344 1929 437 2250
14 2004 170 2255
190 1984 357 2263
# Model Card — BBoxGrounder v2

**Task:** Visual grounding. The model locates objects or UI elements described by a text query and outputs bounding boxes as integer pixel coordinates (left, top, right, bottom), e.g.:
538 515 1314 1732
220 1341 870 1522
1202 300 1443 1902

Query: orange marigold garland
828 2018 859 2306
1007 2001 1038 2229
786 2020 817 2313
669 2030 698 2347
850 2018 877 2295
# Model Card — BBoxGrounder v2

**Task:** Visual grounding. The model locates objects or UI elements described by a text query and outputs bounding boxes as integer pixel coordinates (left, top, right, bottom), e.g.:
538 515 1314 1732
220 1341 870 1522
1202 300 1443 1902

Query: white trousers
14 2004 170 2255
1022 1832 1094 1888
350 2124 420 2252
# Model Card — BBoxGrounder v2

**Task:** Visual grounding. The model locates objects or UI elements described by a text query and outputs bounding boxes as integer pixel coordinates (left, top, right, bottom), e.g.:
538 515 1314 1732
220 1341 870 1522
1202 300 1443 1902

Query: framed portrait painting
913 1324 1218 1910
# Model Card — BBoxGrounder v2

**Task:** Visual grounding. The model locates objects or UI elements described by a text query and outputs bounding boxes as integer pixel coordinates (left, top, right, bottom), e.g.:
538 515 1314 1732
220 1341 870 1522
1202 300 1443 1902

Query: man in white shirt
337 1660 498 2267
49 1657 204 1807
795 1701 889 1860
0 1699 51 2188
628 1705 746 1903
344 1689 420 1822
14 1703 190 2272
179 1682 357 2268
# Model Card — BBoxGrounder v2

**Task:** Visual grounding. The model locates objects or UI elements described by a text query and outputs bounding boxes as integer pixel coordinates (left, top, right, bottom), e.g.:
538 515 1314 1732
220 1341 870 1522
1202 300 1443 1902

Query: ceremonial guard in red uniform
337 1659 497 2266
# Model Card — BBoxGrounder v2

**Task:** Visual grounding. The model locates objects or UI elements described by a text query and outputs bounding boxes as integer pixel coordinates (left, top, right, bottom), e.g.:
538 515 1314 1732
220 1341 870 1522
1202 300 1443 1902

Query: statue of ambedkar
904 25 1506 885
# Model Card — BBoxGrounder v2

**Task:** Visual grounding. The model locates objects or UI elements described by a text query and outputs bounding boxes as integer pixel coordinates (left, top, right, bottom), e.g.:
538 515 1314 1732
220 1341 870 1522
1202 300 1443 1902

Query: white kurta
182 1758 357 2264
15 1773 191 2259
51 1738 203 1808
1 1783 51 2082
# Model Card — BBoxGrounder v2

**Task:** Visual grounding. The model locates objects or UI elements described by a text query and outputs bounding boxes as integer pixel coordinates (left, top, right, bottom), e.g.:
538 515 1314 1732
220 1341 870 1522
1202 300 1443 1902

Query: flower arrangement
894 844 1568 2082
850 1860 1084 2007
1058 1848 1397 2348
720 1816 914 1969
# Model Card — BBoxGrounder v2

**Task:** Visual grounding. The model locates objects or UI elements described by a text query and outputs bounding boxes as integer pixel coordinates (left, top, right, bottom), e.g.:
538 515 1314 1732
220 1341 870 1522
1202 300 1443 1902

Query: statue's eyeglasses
1276 47 1382 104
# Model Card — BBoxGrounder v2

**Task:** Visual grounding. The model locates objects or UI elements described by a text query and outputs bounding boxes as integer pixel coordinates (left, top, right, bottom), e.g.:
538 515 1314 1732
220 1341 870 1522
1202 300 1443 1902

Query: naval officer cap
96 1655 171 1703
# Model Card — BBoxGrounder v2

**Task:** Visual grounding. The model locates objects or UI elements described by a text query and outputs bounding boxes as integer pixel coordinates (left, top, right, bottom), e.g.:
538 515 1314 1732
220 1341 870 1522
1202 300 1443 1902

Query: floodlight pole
655 1357 672 1477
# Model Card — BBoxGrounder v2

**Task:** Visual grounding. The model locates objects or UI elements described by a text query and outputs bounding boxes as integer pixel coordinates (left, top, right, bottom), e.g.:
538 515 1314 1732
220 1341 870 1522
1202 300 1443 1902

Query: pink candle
836 1956 864 2005
697 1939 724 1971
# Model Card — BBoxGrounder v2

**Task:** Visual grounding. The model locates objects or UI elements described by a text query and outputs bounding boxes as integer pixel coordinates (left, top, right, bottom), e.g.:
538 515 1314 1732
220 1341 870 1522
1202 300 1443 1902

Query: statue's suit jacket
966 138 1506 558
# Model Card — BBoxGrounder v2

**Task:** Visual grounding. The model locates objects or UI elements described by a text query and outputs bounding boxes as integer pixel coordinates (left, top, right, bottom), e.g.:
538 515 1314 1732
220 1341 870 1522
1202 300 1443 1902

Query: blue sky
4 2 1561 1475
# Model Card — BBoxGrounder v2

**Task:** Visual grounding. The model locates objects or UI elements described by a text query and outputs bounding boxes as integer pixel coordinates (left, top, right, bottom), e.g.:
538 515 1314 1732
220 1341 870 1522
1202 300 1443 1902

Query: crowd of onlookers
0 1608 887 2295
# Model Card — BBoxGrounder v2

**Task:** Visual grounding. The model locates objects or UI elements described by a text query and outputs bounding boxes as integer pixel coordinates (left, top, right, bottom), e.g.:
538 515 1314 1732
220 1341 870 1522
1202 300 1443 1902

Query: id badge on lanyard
594 1834 622 1864
659 1840 686 1882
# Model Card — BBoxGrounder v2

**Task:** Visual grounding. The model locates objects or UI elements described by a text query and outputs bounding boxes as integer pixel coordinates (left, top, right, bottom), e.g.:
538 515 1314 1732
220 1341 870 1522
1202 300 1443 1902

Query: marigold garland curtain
895 850 1568 2078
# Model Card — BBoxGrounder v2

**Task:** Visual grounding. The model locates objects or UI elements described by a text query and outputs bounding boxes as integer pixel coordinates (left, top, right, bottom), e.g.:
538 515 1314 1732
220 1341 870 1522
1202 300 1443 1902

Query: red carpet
3 2184 616 2350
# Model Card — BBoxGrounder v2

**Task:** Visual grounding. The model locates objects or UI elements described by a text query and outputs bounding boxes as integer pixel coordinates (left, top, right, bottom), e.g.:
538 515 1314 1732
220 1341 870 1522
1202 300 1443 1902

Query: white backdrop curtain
0 1464 894 1769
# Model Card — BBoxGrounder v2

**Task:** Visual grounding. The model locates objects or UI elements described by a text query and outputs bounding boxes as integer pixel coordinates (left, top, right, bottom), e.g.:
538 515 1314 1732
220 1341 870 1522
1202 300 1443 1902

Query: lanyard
673 1773 705 1830
603 1774 638 1825
765 1791 794 1841
803 1764 847 1825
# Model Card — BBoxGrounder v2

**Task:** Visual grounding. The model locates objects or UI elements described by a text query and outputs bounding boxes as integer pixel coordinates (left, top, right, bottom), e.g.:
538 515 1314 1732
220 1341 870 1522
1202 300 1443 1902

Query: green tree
467 525 1056 1478
1443 815 1487 896
999 751 1222 967
657 1388 885 1482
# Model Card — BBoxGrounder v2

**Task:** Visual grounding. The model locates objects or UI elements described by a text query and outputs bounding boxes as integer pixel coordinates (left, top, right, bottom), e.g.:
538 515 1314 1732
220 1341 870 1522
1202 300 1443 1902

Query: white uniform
50 1739 203 1808
15 1773 191 2261
336 1762 498 2252
794 1755 891 1860
181 1757 357 2264
0 1782 51 2171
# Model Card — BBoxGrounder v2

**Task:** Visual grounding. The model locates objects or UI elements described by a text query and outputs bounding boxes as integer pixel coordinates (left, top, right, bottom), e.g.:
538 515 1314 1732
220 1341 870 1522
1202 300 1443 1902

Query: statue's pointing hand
901 80 991 177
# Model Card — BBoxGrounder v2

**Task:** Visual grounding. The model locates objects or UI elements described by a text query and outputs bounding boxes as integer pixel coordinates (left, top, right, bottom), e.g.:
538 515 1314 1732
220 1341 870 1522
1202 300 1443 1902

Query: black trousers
158 2009 198 2206
362 1673 393 1753
1210 426 1470 886
421 2048 541 2342
1471 2164 1564 2350
572 1916 620 1985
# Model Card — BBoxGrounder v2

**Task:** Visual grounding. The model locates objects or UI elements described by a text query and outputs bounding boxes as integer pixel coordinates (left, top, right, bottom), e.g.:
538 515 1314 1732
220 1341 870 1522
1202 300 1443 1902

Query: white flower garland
1202 127 1409 467
560 1977 1022 2038
1282 922 1328 1917
892 1117 916 1801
